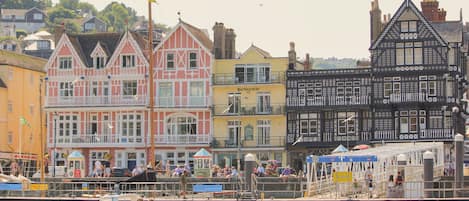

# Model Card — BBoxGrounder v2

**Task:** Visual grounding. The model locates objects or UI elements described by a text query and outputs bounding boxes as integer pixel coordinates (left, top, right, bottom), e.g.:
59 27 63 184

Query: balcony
388 93 432 103
154 134 211 144
287 96 370 107
155 96 211 108
51 134 144 148
373 129 454 141
213 72 285 85
211 136 285 149
213 104 285 116
46 95 147 107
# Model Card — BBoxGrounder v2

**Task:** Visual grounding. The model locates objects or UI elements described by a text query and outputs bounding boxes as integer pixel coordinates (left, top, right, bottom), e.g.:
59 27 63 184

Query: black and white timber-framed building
286 0 468 170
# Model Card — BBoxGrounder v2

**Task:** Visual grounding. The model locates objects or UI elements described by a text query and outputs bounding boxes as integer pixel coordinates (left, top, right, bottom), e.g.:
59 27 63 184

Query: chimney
224 28 236 59
212 22 226 59
421 0 446 22
370 0 382 44
288 42 296 70
54 23 65 45
304 53 311 71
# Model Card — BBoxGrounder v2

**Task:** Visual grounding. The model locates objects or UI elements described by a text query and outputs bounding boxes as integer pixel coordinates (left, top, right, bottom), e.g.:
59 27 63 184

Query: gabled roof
0 77 6 88
249 44 272 58
66 32 124 67
370 0 447 50
1 7 45 17
82 16 105 25
431 21 463 43
180 20 213 50
0 49 46 72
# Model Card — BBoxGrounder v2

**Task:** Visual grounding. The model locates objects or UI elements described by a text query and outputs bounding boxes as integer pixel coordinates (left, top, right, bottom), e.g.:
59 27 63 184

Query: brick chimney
304 53 311 71
288 42 296 70
54 23 65 45
421 0 446 22
370 0 382 44
212 22 226 59
224 28 236 59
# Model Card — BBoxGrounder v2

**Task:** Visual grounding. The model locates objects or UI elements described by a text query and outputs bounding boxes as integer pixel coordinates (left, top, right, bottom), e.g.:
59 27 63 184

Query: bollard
423 151 434 198
455 134 464 192
244 153 257 192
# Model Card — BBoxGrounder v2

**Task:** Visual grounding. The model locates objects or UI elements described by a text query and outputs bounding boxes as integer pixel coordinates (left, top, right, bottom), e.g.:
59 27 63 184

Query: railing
389 93 431 103
213 72 285 85
155 96 211 108
155 134 211 144
211 136 285 148
374 129 454 140
213 104 285 116
46 95 147 107
287 96 370 107
53 134 145 148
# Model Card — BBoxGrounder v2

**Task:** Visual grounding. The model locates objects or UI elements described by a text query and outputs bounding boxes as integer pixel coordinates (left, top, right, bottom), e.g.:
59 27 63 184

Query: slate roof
180 20 213 50
1 9 28 17
431 21 464 43
0 50 46 72
0 77 6 88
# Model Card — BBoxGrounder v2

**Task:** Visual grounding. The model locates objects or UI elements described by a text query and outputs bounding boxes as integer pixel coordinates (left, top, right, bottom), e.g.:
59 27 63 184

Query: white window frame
189 81 204 106
256 92 271 113
257 120 271 145
58 57 72 69
122 80 137 97
166 115 197 135
121 55 135 68
57 115 79 143
158 82 173 107
119 114 142 143
94 56 106 69
338 112 355 136
227 92 241 114
59 82 73 99
228 120 241 145
396 42 422 65
188 52 197 68
166 53 175 69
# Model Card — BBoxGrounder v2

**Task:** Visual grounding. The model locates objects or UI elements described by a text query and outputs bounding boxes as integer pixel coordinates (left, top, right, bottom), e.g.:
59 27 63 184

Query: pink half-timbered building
45 31 150 176
151 21 213 168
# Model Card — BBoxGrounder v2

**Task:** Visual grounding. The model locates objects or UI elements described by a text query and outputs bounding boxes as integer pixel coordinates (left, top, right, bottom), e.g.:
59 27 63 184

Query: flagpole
148 0 155 169
18 118 22 175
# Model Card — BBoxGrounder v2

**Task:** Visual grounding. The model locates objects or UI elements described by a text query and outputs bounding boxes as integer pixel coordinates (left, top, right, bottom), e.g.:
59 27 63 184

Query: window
189 52 197 68
120 114 142 143
59 57 72 69
95 57 106 69
37 41 49 49
396 42 422 65
166 53 174 69
122 80 137 96
235 64 271 83
33 13 43 20
8 101 12 112
7 132 12 144
90 81 98 96
158 82 173 106
338 112 355 136
189 81 204 106
428 81 436 96
57 115 78 143
299 113 320 136
166 116 197 135
400 21 417 33
228 120 241 145
102 115 110 135
121 55 135 68
257 92 271 113
257 120 271 145
228 93 241 114
59 82 73 98
399 111 419 133
84 23 95 30
400 117 409 133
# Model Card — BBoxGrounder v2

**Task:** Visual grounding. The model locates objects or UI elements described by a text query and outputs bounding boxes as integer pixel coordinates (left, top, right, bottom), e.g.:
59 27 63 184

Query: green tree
98 2 133 32
47 6 79 23
58 0 79 10
77 2 97 16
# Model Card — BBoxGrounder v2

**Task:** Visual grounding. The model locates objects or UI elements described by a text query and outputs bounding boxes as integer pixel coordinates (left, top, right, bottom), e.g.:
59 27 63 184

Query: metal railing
155 96 211 108
389 93 437 103
211 136 285 148
213 104 285 116
46 95 147 107
213 72 285 85
154 134 211 144
287 96 370 107
54 135 145 148
374 129 454 141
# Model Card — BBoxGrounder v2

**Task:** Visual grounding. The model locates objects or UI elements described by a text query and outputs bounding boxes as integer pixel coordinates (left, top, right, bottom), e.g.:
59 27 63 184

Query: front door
127 152 137 171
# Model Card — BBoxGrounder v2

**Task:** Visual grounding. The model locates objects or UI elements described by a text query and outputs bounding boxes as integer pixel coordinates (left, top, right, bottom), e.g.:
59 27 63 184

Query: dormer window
59 57 72 69
94 56 106 69
121 55 135 68
400 21 417 33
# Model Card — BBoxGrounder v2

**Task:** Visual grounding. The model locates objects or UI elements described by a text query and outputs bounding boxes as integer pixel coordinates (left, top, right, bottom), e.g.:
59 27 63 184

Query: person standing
386 175 395 198
179 170 188 199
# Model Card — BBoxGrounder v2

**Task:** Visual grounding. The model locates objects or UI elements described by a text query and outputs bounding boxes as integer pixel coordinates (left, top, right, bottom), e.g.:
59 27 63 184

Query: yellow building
0 50 46 175
212 45 288 169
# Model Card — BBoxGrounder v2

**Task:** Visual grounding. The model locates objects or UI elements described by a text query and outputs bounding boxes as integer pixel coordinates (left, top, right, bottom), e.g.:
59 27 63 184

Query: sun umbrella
352 144 370 150
332 144 349 153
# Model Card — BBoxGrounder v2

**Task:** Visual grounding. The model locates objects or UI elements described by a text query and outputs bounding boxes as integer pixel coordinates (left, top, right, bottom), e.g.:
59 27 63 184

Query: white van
32 166 67 178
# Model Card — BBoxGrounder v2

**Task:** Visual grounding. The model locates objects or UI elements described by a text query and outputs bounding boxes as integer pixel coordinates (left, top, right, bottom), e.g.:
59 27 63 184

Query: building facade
82 16 107 33
0 50 46 175
212 45 288 168
286 0 467 171
45 31 149 175
0 7 46 34
151 21 213 169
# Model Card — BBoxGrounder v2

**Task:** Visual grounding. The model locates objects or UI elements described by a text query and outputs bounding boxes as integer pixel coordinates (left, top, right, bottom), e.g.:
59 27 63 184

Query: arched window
166 116 197 135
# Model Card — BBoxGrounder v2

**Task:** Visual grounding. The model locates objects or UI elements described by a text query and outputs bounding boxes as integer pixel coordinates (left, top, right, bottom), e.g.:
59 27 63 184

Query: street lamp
342 114 355 151
53 113 57 177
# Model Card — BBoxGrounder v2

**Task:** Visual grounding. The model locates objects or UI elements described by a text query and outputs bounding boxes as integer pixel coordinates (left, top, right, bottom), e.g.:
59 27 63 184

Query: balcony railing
51 134 144 148
213 104 285 116
388 93 433 103
155 134 211 144
211 136 285 148
374 129 454 140
155 96 211 108
46 95 147 107
287 96 370 107
213 72 285 85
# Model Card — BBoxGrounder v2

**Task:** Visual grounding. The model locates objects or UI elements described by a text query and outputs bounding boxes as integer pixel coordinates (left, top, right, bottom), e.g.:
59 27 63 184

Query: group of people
91 160 111 177
211 165 238 178
386 171 404 198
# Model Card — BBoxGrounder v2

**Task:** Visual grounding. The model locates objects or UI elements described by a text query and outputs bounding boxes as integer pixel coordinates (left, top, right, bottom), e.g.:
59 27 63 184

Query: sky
52 0 469 59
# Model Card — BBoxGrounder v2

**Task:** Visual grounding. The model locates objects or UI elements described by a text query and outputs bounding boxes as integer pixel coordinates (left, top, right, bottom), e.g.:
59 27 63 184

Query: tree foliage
47 6 79 23
0 0 51 9
77 2 97 16
58 0 79 10
98 2 138 32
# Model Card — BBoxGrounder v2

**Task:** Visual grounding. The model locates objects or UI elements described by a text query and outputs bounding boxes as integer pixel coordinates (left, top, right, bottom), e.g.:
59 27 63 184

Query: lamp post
53 114 57 177
342 114 355 151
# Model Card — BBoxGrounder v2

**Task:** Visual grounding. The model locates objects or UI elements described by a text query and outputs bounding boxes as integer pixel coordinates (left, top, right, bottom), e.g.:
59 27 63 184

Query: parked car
111 167 131 177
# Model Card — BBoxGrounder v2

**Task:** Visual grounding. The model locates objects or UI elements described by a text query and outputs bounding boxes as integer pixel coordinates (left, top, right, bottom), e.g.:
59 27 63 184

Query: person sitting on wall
280 165 292 182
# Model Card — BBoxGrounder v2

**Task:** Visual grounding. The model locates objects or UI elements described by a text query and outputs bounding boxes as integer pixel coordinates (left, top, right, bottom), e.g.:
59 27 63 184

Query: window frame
121 55 135 68
188 52 197 69
58 57 72 69
166 53 175 70
122 80 137 97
